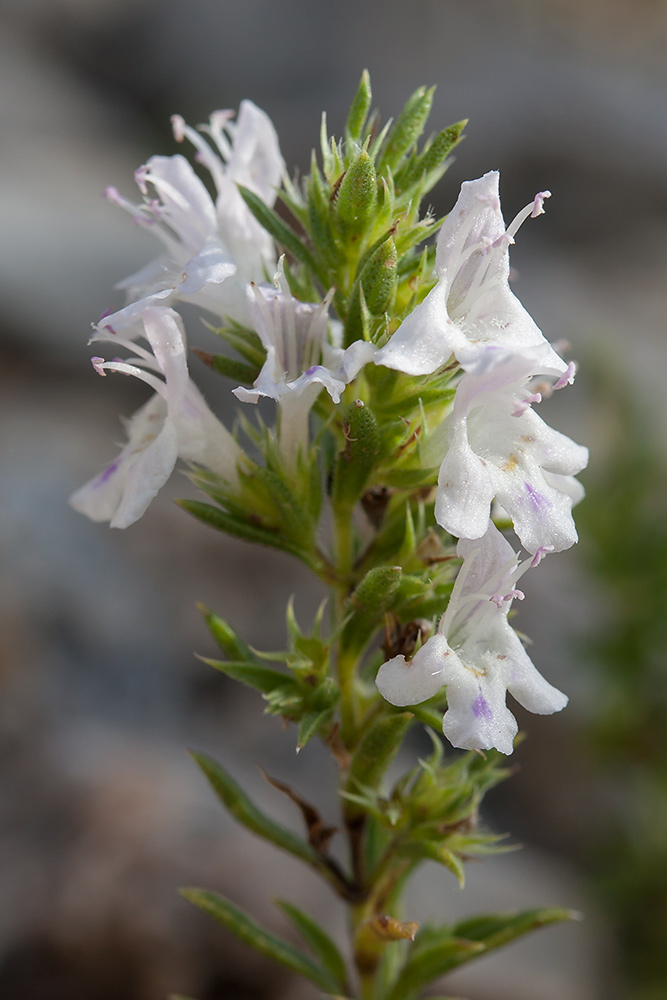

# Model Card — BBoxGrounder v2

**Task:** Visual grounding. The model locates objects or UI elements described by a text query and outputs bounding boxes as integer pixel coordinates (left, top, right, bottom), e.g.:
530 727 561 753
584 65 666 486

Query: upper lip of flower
374 171 566 377
69 307 240 528
100 102 285 332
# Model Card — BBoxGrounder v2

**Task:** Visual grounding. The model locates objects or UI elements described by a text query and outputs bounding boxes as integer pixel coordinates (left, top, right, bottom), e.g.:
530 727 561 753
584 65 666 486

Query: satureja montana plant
71 72 587 1000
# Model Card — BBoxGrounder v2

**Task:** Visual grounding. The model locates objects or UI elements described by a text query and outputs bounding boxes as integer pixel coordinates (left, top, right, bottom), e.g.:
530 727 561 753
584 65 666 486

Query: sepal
342 565 403 654
332 400 380 511
361 237 398 316
334 148 377 238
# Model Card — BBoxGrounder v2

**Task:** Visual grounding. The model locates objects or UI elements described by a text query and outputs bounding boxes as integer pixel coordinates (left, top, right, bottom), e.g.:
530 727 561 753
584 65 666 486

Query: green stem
334 502 358 745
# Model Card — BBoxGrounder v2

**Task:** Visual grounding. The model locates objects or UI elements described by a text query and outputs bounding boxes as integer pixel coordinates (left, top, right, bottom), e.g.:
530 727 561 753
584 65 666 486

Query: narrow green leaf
237 185 324 282
377 86 434 175
256 466 314 542
345 70 372 146
177 500 323 574
200 657 298 698
211 323 266 367
348 712 413 797
181 888 339 993
198 605 261 663
388 907 577 999
386 938 483 1000
395 121 467 194
193 350 259 384
191 751 320 867
307 156 339 270
320 111 334 178
297 708 334 752
276 899 349 991
451 907 578 950
342 281 371 346
396 839 465 887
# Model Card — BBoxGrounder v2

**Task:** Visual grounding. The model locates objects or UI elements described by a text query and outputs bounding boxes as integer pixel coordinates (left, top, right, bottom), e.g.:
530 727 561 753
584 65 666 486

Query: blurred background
2 0 667 997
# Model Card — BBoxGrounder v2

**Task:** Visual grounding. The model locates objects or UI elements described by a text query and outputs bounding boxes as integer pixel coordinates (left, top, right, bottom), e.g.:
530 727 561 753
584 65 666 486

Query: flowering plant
72 73 586 999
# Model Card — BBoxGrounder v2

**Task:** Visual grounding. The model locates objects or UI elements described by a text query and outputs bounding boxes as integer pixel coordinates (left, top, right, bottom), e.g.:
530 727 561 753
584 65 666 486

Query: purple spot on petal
473 692 493 720
97 460 119 485
305 365 322 375
525 482 551 511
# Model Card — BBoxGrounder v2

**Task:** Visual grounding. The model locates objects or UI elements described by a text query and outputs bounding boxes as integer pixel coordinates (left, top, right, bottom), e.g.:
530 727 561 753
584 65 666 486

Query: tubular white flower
69 307 241 528
101 101 284 333
435 345 588 553
232 260 375 467
376 522 567 754
375 171 566 376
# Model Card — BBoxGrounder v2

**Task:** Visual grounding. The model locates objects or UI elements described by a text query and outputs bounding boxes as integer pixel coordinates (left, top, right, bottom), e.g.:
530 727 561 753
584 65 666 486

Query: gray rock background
1 1 665 997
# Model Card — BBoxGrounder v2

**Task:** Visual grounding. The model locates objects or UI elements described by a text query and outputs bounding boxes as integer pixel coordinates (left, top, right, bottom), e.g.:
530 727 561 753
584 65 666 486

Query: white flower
232 260 375 467
101 101 284 332
375 171 566 376
435 345 587 553
376 521 567 754
69 307 241 528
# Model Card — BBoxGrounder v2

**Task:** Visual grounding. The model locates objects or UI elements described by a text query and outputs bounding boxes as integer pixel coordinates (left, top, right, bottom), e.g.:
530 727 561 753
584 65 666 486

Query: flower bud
361 237 397 316
332 399 380 509
334 149 377 237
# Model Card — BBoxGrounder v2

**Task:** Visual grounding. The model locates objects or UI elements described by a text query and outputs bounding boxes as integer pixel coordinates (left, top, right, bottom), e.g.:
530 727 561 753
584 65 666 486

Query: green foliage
346 712 414 807
385 908 576 1000
191 752 321 867
181 889 342 993
276 900 349 993
268 69 465 340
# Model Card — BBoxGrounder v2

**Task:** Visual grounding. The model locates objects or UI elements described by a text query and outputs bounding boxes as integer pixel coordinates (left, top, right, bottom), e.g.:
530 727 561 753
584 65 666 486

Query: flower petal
375 634 452 706
69 394 177 529
374 282 467 375
439 651 519 756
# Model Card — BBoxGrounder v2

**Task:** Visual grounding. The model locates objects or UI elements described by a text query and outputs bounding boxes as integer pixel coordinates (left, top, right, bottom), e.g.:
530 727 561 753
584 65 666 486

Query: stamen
134 165 150 195
95 360 168 399
553 362 576 390
512 391 542 417
531 190 551 217
506 189 550 241
91 357 107 377
206 110 235 161
530 545 554 568
170 115 226 191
